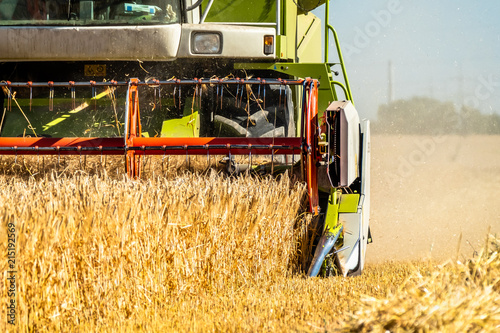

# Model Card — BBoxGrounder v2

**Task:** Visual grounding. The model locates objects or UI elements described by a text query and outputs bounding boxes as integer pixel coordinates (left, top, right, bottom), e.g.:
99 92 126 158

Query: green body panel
202 1 352 105
201 1 322 62
233 0 353 106
202 0 276 23
324 191 360 232
200 0 327 18
282 0 298 60
161 112 199 138
276 35 288 60
324 189 341 234
296 13 322 63
339 194 360 213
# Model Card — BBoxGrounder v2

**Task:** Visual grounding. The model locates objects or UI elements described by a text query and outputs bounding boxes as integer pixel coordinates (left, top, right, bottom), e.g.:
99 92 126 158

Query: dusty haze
368 134 500 263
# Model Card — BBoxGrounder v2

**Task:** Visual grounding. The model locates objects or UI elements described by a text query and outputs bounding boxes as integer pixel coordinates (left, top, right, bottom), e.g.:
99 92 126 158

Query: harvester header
1 0 371 277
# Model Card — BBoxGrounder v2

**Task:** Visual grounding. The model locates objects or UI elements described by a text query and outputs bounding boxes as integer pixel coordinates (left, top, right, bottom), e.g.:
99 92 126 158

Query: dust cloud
367 135 500 263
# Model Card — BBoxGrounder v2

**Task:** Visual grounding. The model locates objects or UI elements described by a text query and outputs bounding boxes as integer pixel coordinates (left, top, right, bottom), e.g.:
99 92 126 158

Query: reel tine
56 146 61 170
199 80 203 110
184 145 190 169
90 80 97 111
279 79 282 108
220 83 224 110
235 78 239 107
271 146 274 175
248 145 252 172
257 78 261 103
142 146 147 174
78 146 82 169
48 81 54 111
173 85 176 108
152 80 160 106
239 79 244 107
162 145 166 174
158 85 162 108
205 144 210 168
5 81 12 111
36 146 40 170
70 81 76 110
8 87 12 112
195 79 199 110
263 80 266 109
216 82 220 110
284 80 288 110
198 79 202 110
28 81 33 111
193 79 198 109
178 81 182 110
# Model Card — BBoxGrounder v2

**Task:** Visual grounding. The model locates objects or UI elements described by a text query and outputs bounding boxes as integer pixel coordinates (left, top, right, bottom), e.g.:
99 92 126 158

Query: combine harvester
0 0 371 276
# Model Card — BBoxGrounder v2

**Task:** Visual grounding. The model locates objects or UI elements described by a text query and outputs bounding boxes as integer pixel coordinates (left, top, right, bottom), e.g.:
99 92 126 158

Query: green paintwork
200 0 354 105
233 0 354 108
324 190 360 238
282 0 298 60
202 0 276 23
296 13 322 63
276 35 288 60
339 194 360 213
160 112 199 138
324 189 340 234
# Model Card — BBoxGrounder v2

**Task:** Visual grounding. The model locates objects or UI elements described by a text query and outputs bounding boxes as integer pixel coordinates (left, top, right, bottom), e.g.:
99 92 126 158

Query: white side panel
336 120 370 276
326 100 359 187
177 24 275 59
0 25 182 61
185 0 201 24
359 119 371 272
343 102 360 185
337 212 361 276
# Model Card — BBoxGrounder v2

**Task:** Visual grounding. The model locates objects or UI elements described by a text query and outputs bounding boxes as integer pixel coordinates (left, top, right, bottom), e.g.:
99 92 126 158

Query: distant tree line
372 96 500 135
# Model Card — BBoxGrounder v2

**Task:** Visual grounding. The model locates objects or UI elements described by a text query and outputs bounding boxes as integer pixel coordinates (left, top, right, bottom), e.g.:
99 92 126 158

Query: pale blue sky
315 0 500 119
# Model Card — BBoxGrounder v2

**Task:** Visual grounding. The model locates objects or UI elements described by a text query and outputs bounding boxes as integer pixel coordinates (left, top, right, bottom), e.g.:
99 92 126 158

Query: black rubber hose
186 0 203 11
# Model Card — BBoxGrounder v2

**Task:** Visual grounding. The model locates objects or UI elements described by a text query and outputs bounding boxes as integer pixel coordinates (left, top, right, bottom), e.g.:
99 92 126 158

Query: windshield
0 0 181 25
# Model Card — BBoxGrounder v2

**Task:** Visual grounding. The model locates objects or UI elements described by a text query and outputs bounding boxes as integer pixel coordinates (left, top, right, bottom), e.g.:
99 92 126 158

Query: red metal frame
302 79 320 215
0 137 301 155
0 78 321 213
125 79 142 178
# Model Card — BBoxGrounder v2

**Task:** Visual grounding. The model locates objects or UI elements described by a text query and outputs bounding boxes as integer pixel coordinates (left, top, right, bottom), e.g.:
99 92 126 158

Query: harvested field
0 135 499 332
370 135 500 262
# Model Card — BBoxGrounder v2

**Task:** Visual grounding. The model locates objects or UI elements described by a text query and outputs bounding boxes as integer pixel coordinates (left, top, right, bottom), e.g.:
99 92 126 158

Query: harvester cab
0 0 371 277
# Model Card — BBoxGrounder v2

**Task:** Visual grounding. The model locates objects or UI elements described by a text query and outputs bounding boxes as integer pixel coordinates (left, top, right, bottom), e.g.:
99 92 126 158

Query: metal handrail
200 0 214 23
324 0 354 103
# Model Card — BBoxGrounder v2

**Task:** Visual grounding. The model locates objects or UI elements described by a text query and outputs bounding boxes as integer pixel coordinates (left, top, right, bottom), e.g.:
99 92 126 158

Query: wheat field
1 135 499 332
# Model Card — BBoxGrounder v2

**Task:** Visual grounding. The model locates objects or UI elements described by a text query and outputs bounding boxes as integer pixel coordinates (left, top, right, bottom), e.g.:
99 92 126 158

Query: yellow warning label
84 64 106 77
